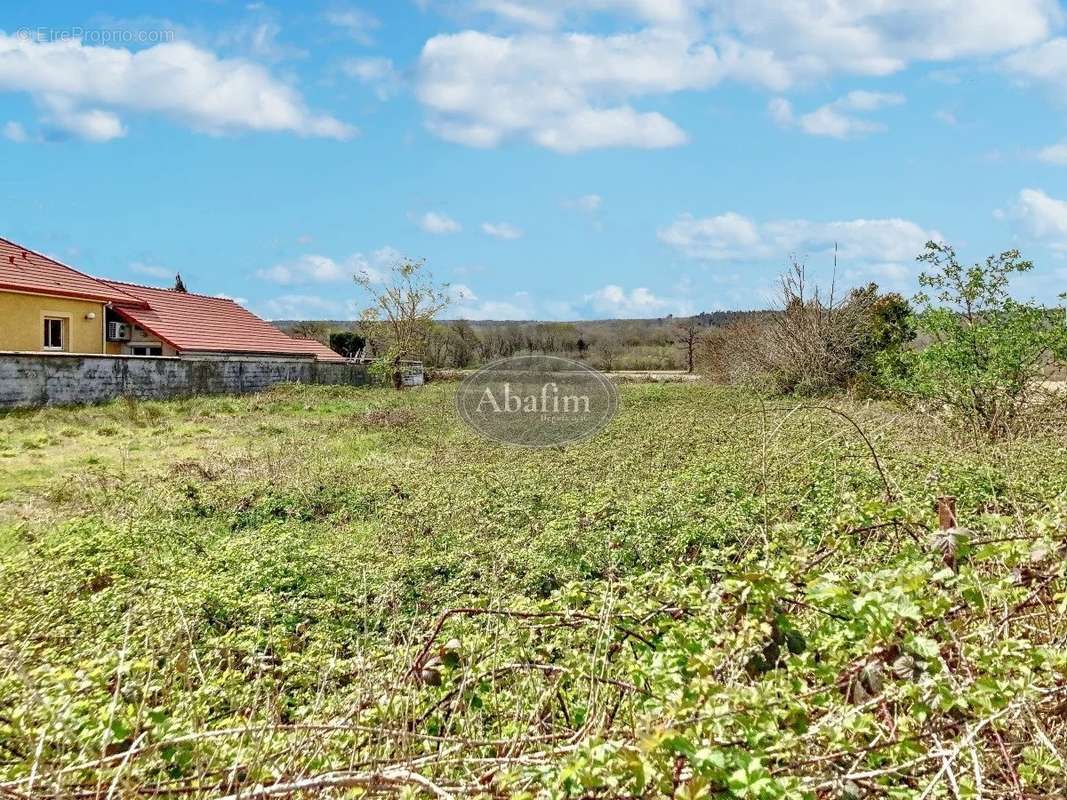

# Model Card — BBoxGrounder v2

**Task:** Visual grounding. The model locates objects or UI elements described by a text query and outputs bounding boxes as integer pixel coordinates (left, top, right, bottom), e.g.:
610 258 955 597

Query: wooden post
937 496 957 530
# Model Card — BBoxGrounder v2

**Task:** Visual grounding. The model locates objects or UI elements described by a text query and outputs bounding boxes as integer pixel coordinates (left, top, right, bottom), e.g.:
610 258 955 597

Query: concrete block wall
0 352 373 408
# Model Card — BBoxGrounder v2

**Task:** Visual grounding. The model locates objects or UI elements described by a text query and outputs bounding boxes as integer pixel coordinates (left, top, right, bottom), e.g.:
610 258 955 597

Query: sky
2 1 1067 321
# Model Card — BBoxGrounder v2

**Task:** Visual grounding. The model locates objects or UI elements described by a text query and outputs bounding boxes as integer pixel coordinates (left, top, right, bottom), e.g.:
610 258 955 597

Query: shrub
880 242 1067 439
702 262 914 395
699 316 776 388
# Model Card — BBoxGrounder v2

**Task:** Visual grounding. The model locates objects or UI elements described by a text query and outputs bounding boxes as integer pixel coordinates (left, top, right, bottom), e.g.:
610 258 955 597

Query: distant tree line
281 242 1066 436
280 310 774 373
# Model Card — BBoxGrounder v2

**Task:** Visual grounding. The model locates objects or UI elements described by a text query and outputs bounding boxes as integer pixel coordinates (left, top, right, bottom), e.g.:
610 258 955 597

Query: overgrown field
1 383 1066 798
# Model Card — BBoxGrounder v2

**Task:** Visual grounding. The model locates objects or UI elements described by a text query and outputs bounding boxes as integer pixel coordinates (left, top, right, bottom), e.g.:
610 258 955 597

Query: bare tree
762 259 880 394
291 321 330 344
674 319 704 373
593 339 619 372
356 259 451 388
699 316 774 386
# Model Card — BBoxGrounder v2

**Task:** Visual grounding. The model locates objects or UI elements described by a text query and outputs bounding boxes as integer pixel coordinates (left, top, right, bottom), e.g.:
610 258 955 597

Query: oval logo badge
456 355 619 447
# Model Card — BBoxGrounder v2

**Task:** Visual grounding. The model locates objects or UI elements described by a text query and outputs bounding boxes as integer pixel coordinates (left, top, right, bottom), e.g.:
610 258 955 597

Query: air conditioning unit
107 321 131 341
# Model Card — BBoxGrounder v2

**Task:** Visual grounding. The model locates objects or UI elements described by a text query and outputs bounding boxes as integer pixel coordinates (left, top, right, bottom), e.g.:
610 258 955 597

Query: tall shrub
880 242 1067 438
763 263 913 395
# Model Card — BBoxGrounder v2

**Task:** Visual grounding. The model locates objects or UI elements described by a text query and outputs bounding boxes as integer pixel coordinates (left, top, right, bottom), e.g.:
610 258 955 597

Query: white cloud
466 0 695 29
531 106 686 152
258 293 358 320
564 194 603 213
585 284 692 317
448 283 478 301
1016 188 1067 250
770 91 904 138
447 283 687 320
834 90 906 112
659 211 940 266
371 245 403 265
323 7 381 44
442 281 695 320
256 248 398 286
42 99 127 142
452 289 537 320
1037 142 1067 165
130 262 173 279
215 18 307 62
1003 36 1067 85
418 211 462 234
2 120 28 142
454 0 1054 59
414 1 1056 151
416 28 717 152
470 1 558 29
767 97 794 126
341 57 402 99
258 255 350 285
934 109 958 126
1000 39 1067 168
658 212 762 260
214 293 249 305
481 221 523 239
0 32 353 141
718 0 1058 81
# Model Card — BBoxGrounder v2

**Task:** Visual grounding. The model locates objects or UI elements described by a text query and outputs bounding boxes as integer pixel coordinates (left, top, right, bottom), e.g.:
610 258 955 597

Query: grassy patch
1 383 1065 797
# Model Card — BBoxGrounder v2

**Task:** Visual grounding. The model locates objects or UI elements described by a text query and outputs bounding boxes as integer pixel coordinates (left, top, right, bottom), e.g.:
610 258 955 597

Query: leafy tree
867 289 915 352
880 242 1067 439
356 258 451 388
846 284 915 386
449 320 480 367
328 330 366 358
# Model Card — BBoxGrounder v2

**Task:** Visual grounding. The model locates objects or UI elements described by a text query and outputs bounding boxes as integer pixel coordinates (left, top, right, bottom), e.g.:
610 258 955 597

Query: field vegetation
2 243 1066 798
2 377 1066 798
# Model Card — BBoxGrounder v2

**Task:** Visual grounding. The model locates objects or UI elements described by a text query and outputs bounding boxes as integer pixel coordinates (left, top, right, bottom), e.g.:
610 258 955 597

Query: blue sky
2 1 1067 320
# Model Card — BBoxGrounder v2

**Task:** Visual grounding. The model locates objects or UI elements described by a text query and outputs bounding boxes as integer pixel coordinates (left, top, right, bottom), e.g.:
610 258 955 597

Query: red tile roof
290 337 349 363
0 236 146 306
103 280 346 362
0 235 344 362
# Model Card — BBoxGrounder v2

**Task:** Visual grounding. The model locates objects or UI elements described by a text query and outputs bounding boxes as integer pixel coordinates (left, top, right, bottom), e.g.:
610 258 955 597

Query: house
0 236 345 363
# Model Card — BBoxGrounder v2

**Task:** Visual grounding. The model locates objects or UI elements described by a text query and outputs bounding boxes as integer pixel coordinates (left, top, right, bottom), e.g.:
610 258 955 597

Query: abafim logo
456 355 618 447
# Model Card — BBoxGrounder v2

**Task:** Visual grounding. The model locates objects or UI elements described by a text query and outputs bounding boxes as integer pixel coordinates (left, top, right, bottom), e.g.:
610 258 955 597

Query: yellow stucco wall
0 291 105 354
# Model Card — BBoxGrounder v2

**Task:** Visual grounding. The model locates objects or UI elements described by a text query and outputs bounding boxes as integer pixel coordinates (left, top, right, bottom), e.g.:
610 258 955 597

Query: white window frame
42 316 68 351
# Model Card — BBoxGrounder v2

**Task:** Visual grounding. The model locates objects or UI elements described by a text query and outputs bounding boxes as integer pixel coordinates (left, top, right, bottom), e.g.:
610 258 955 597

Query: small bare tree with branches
356 259 451 388
674 319 704 373
290 321 330 344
